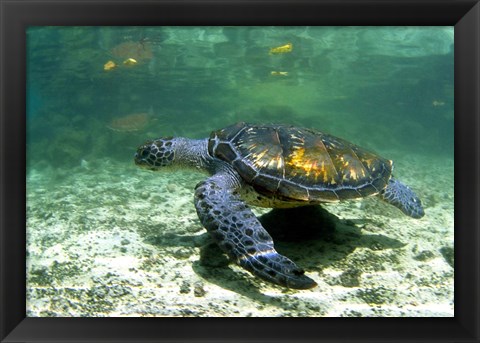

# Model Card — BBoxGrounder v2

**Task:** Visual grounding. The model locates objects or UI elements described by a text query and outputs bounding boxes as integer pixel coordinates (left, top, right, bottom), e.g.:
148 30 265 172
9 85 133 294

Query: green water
27 26 453 167
26 27 454 317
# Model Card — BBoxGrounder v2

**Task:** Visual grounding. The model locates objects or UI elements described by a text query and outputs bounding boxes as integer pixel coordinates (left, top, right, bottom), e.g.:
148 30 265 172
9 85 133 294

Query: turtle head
134 137 178 170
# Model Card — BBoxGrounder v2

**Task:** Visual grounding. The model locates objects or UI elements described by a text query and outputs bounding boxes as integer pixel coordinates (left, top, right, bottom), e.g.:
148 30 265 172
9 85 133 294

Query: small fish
432 100 445 107
269 43 293 54
123 58 138 66
270 71 289 76
103 60 117 71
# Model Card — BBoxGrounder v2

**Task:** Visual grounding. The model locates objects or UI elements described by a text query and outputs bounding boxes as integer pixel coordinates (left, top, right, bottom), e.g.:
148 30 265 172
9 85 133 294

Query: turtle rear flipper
194 171 317 289
379 177 425 218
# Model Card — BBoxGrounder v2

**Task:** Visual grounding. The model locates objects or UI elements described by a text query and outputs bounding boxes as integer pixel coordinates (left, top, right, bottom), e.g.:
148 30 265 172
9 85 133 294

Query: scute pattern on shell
209 122 393 202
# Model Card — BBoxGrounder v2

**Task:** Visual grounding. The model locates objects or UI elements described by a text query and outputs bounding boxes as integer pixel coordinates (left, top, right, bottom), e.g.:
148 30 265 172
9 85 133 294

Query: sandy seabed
26 153 454 317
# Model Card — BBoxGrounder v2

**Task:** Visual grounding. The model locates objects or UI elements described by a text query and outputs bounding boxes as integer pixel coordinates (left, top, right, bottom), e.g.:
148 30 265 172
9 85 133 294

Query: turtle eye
141 148 150 158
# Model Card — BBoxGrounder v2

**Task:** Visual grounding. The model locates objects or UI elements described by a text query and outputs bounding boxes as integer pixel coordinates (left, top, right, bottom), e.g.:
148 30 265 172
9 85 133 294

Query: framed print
1 0 479 342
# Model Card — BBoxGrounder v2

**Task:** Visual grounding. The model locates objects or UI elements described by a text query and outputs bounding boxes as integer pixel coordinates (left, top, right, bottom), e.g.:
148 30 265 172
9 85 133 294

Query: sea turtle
134 122 424 289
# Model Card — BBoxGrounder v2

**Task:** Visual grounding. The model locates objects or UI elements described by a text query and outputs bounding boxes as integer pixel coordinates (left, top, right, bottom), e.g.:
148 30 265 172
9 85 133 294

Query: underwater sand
26 153 453 317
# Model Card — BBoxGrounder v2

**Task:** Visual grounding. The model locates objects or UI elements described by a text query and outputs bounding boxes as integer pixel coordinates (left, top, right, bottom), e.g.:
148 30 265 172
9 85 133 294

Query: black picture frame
1 0 479 342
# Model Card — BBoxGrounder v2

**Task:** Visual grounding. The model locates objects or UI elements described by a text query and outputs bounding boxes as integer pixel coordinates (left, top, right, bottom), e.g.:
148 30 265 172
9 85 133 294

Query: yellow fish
123 58 138 66
269 43 293 54
103 60 117 71
270 71 289 76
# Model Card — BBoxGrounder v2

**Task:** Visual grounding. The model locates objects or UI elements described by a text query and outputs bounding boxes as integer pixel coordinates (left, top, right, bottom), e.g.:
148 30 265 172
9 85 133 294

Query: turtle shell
208 122 393 202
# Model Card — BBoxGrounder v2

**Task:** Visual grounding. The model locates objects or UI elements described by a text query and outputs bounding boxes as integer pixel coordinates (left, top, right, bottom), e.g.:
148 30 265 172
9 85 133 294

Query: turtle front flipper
194 172 317 289
379 177 425 218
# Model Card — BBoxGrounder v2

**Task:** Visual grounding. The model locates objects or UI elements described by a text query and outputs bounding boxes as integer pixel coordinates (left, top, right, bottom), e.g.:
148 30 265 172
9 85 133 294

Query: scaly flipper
379 177 425 218
194 170 317 289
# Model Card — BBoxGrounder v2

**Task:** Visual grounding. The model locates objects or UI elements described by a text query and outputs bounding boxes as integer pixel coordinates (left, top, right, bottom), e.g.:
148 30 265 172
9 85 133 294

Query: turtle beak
134 152 140 164
134 152 144 167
